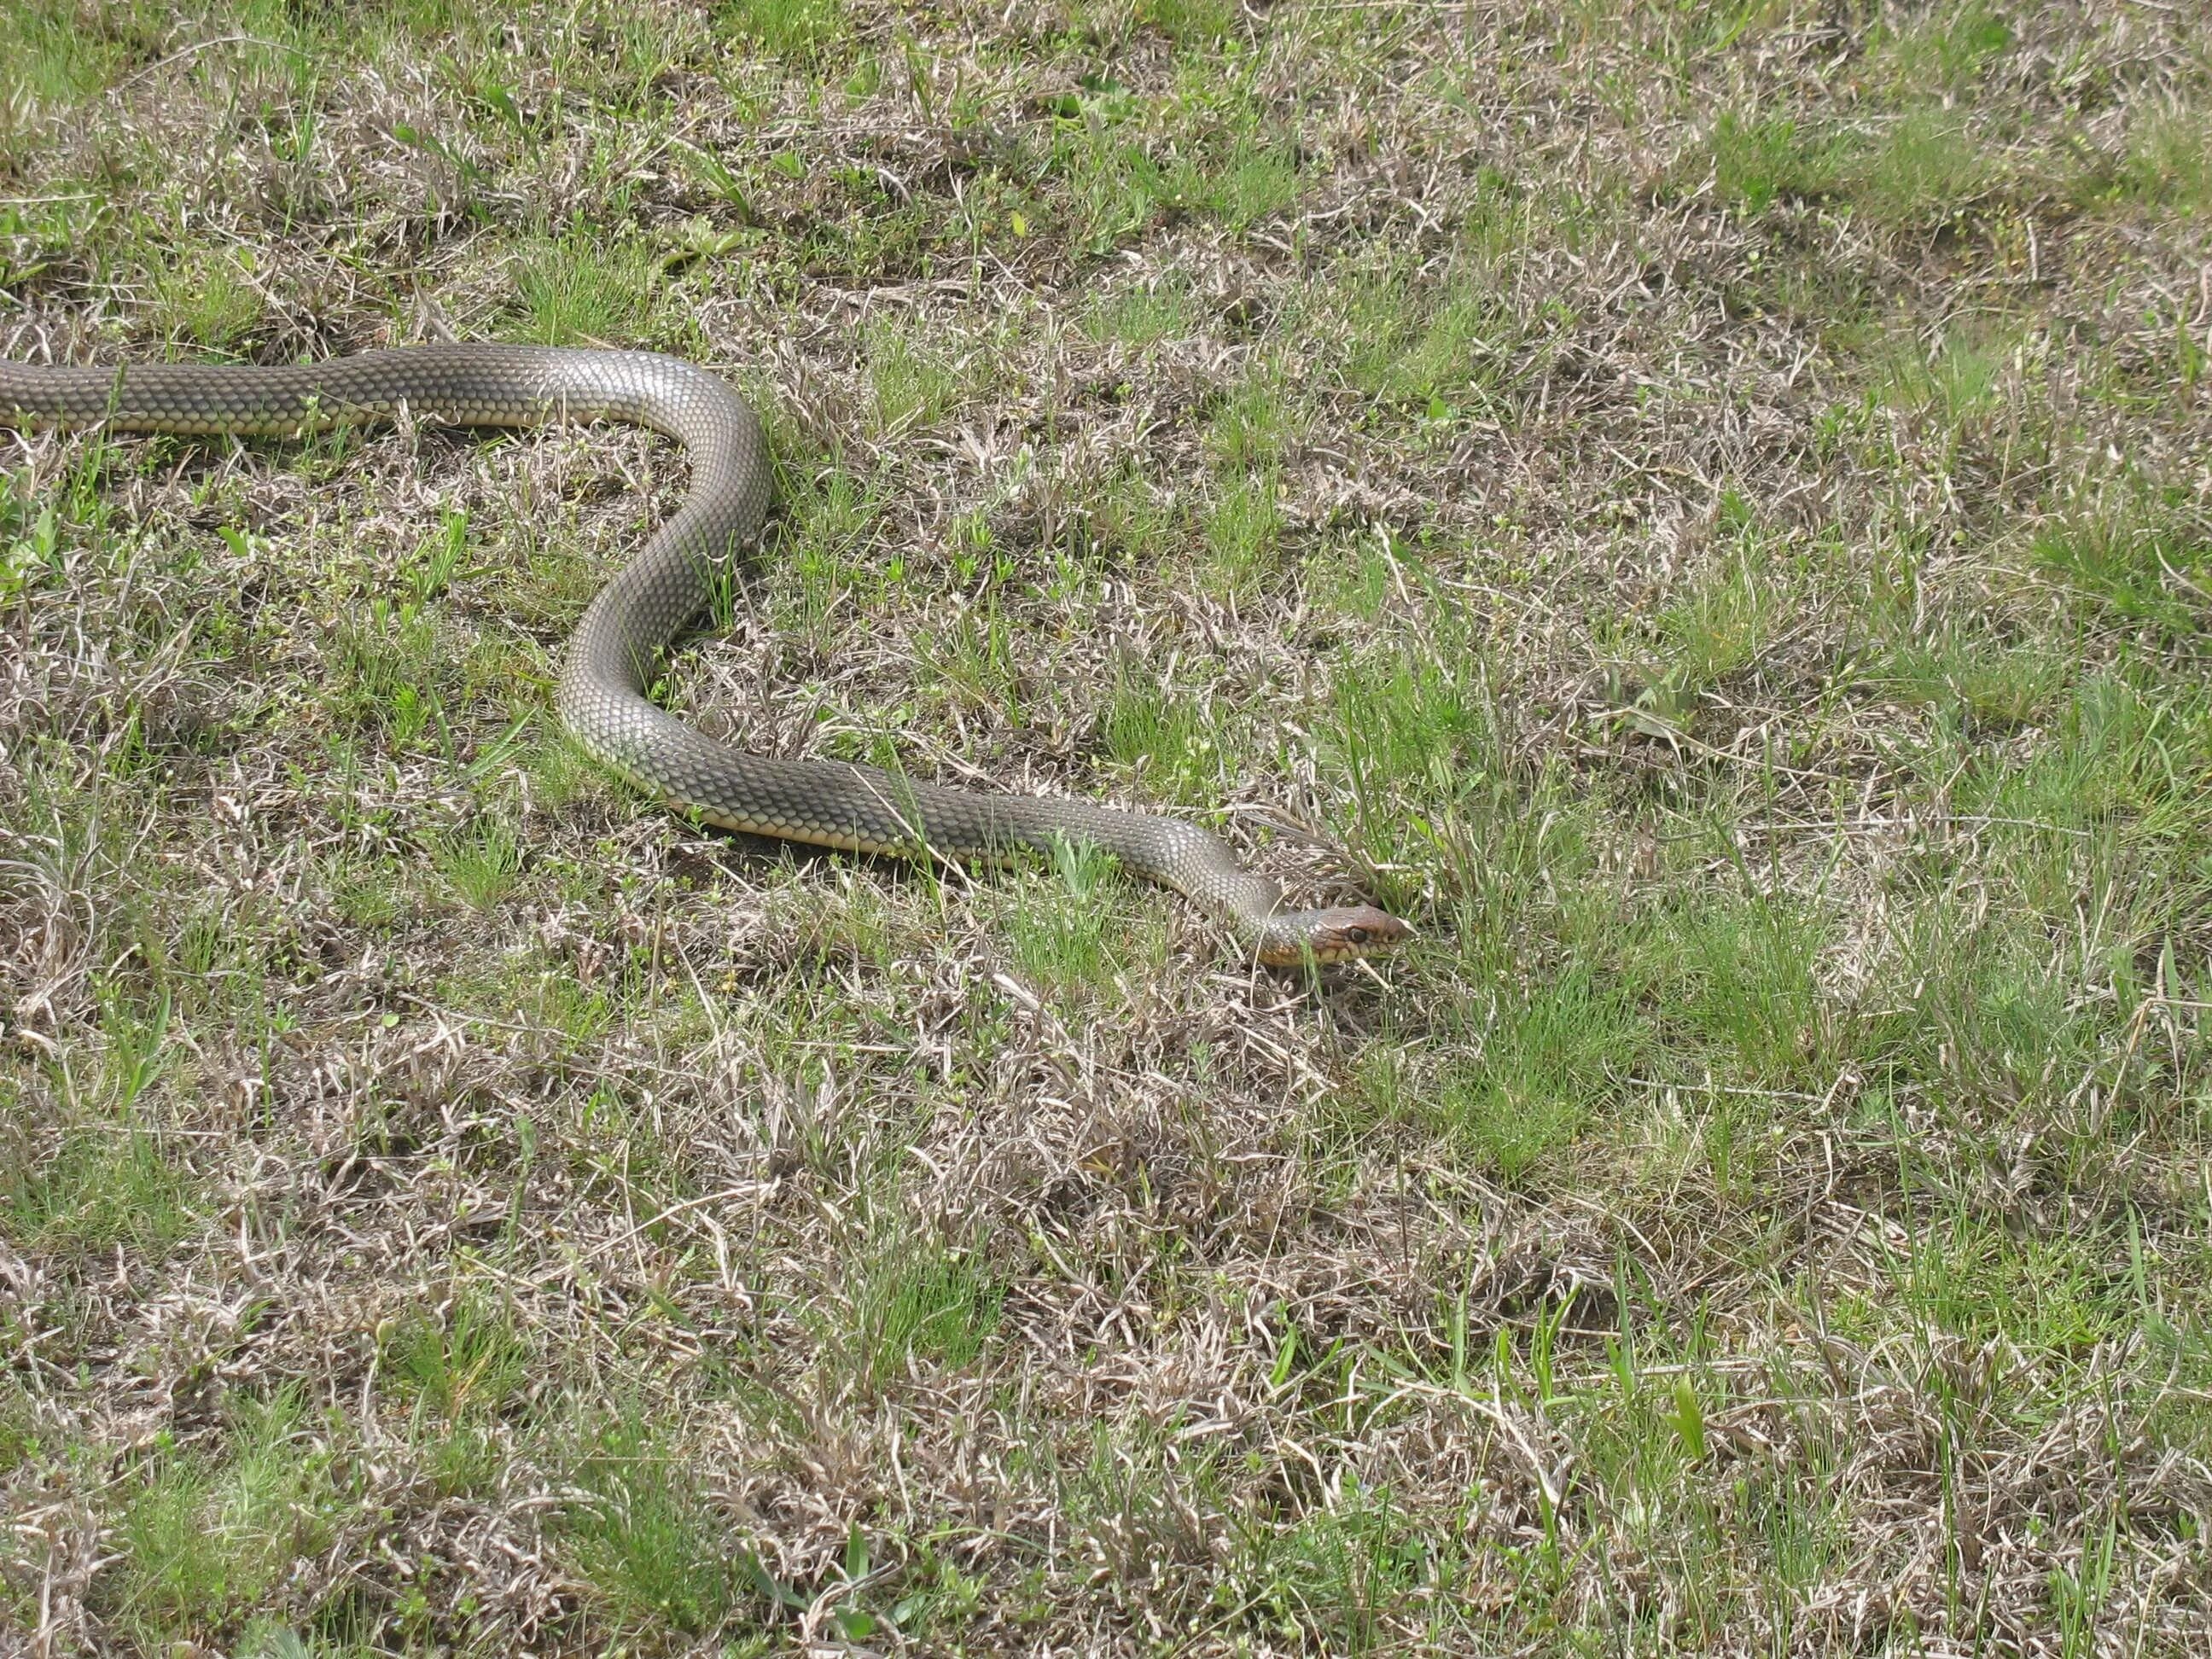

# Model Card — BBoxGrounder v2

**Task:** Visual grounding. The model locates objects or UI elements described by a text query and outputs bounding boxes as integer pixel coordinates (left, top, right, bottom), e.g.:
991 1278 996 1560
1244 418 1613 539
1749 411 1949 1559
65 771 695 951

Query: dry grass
3 0 2211 1653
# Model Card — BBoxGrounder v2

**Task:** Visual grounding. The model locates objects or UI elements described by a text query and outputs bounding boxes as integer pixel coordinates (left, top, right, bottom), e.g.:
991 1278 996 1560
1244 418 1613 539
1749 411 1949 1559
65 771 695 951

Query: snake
0 345 1412 964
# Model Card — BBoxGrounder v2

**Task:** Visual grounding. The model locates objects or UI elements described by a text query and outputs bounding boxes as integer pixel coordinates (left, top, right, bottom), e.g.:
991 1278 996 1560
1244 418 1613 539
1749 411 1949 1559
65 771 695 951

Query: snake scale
0 345 1411 964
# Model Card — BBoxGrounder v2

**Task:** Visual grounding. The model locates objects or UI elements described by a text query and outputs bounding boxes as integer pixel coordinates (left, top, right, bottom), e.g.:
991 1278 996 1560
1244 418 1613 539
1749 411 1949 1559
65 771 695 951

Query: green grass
561 1412 752 1636
2034 490 2212 640
104 1392 348 1646
1083 280 1201 346
1872 321 2014 422
717 0 847 61
1708 111 1847 212
506 229 667 346
1004 834 1139 997
1885 624 2073 732
3 0 2210 1652
2124 103 2212 215
1655 535 1799 696
867 323 975 434
148 246 270 355
430 815 523 911
1 1116 196 1256
862 1243 1003 1380
1850 108 1995 226
1423 963 1649 1178
0 0 139 102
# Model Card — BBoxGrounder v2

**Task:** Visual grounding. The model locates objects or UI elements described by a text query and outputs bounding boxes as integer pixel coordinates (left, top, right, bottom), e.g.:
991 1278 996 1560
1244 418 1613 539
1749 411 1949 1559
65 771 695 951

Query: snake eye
1343 925 1369 946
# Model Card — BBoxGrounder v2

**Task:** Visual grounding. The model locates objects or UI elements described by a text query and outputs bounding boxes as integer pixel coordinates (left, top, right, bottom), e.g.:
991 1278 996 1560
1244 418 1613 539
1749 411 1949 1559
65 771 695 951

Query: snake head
1259 905 1416 967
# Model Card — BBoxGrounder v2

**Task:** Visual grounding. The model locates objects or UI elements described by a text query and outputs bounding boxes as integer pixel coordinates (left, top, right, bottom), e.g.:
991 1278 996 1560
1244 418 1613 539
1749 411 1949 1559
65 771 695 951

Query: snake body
1 345 1410 963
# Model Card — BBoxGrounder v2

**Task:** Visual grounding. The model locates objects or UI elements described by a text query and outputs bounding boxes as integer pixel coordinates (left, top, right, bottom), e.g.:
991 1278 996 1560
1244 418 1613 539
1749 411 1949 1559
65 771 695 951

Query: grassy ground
3 0 2209 1652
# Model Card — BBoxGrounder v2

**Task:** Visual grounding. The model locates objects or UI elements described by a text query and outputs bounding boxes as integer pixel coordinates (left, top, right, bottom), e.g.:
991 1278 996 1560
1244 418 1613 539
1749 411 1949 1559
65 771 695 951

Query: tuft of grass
1849 108 1994 226
1886 625 2072 732
1324 250 1522 413
506 230 663 346
2122 104 2212 216
562 1412 750 1637
431 816 522 911
106 1391 346 1645
1873 2 2014 96
1101 671 1229 807
1202 469 1282 593
868 325 974 434
1174 134 1301 229
1207 374 1299 470
1425 965 1647 1179
1136 0 1237 46
331 599 446 742
1221 1481 1435 1654
2034 491 2212 639
386 1291 533 1423
0 0 134 102
0 1119 195 1256
1668 891 1831 1088
1006 835 1131 996
842 1238 1004 1387
718 0 847 60
1083 281 1200 346
1871 323 2012 422
1708 112 1845 212
147 246 269 354
4 988 195 1253
1655 529 1798 699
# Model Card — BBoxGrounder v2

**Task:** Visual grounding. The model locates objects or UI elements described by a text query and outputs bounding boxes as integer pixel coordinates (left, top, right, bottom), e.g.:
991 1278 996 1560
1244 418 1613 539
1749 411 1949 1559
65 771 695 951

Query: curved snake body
0 346 1410 964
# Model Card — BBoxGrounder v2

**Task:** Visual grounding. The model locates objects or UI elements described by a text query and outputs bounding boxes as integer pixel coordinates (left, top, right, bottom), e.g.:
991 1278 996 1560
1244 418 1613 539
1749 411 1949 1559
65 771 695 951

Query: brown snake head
1256 904 1416 967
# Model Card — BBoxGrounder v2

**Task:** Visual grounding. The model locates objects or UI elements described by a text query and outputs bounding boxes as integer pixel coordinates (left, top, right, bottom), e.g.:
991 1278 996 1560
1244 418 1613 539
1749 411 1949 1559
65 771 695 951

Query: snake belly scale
0 345 1412 964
